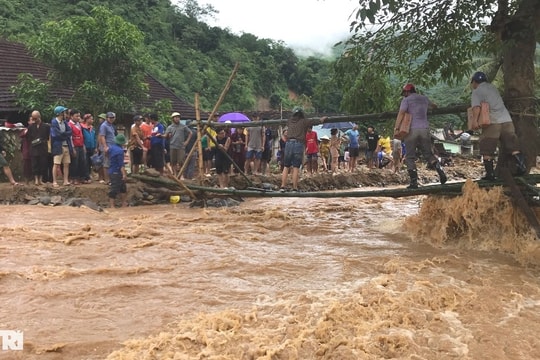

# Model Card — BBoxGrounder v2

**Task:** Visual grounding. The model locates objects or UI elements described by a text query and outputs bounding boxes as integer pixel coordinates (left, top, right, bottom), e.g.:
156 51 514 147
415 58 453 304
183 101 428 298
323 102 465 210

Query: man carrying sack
397 83 447 189
470 71 526 180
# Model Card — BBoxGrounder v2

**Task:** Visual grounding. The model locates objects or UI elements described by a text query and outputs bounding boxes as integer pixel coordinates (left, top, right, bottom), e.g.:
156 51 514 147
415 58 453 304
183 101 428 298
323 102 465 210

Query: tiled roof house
0 38 200 123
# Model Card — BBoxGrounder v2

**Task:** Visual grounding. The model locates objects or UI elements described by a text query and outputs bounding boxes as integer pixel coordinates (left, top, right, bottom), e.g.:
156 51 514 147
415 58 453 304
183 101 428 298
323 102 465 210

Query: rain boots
407 169 418 189
514 153 527 176
482 159 495 181
434 161 447 185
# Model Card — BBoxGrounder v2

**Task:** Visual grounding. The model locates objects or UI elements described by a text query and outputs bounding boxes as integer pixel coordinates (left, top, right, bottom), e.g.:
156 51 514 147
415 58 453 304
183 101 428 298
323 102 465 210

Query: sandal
11 182 22 186
52 183 60 188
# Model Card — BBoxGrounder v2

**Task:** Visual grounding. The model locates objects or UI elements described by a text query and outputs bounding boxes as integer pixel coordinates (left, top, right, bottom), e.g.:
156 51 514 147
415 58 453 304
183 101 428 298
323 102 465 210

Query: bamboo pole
166 173 196 199
195 93 204 185
177 63 240 183
199 105 470 129
203 127 253 187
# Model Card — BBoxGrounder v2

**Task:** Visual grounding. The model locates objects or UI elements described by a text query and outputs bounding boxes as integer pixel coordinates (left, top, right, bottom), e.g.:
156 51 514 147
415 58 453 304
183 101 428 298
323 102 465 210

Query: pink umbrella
218 112 250 123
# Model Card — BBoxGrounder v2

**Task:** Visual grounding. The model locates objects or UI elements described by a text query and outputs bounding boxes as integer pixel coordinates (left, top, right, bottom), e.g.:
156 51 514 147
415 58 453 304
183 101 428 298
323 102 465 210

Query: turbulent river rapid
2 180 540 359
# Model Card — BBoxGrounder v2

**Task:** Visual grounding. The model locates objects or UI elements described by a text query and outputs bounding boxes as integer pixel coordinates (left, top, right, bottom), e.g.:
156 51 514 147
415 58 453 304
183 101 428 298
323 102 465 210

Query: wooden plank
499 168 540 239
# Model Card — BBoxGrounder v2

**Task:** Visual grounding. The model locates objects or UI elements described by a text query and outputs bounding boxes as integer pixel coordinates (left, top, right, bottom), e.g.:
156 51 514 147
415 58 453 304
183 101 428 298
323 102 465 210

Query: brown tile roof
0 38 200 118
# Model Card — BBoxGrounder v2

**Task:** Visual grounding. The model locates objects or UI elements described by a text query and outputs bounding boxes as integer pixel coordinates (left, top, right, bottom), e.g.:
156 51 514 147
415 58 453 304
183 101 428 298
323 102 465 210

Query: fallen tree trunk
131 173 540 200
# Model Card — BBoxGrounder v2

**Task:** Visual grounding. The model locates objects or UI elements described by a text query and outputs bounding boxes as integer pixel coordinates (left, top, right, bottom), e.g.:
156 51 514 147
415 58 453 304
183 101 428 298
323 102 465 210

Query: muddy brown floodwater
2 181 540 359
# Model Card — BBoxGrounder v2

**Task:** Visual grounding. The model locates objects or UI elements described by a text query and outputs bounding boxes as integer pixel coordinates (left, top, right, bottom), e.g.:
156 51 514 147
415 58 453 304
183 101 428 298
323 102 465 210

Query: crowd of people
0 73 528 199
0 108 199 207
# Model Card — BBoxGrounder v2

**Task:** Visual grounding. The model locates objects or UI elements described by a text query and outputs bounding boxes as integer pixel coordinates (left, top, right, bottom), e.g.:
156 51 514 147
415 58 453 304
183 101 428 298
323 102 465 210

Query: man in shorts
280 107 326 192
50 105 73 187
244 114 264 175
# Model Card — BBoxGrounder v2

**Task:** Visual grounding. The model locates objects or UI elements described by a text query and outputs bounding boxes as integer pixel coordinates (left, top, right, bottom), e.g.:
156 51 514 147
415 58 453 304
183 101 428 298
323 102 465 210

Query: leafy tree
0 0 342 117
343 0 540 167
26 6 150 115
10 73 51 112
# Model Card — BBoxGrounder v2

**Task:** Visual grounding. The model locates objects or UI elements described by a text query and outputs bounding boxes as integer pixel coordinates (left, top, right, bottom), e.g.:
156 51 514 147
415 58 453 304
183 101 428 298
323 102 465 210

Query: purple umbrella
218 112 250 123
218 113 250 123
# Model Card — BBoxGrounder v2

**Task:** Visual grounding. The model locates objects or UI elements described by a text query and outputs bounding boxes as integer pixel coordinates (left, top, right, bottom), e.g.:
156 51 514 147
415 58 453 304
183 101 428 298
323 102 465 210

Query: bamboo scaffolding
177 62 241 185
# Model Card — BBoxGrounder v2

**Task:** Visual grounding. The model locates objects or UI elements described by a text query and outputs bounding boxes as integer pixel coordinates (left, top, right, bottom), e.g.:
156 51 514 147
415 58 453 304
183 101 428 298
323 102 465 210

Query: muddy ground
0 155 490 208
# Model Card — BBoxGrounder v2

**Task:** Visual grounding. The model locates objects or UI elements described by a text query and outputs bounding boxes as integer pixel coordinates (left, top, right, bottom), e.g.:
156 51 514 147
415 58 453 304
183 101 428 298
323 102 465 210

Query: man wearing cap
98 111 117 184
149 113 165 175
108 133 128 208
50 105 74 187
280 107 327 192
165 112 192 177
470 71 526 180
397 83 446 189
98 113 107 124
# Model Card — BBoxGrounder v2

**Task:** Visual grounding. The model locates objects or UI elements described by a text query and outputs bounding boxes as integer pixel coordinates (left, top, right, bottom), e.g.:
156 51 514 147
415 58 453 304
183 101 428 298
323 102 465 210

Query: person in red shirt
68 109 88 184
305 125 319 175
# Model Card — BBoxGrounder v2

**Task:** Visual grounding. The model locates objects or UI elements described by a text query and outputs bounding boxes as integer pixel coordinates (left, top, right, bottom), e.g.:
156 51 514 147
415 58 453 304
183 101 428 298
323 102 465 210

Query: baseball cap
402 83 416 92
54 106 68 115
471 71 488 83
170 112 181 118
115 134 126 145
106 111 116 118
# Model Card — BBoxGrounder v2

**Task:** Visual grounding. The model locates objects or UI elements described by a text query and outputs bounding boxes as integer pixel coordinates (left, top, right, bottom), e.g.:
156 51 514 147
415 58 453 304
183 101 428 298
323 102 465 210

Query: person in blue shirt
108 134 127 208
149 113 165 175
81 113 97 182
344 124 360 172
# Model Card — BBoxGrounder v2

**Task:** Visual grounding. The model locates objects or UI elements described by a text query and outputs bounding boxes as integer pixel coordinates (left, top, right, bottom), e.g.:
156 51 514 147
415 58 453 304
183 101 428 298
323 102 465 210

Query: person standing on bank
27 110 50 185
470 71 526 180
98 111 117 184
397 83 447 189
165 112 192 177
50 105 74 187
280 107 326 192
108 134 128 208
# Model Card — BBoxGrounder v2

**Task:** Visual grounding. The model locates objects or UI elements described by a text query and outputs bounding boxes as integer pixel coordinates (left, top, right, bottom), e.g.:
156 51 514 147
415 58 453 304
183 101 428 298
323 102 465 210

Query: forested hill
0 0 341 113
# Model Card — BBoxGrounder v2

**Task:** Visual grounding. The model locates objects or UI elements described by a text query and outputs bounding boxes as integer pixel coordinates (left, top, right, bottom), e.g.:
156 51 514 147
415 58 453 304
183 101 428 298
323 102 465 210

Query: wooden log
200 105 470 129
499 168 540 239
131 173 540 201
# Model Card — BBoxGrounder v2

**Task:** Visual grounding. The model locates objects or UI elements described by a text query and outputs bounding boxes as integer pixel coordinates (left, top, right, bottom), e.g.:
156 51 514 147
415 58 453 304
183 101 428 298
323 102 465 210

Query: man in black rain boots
471 72 527 181
396 83 447 190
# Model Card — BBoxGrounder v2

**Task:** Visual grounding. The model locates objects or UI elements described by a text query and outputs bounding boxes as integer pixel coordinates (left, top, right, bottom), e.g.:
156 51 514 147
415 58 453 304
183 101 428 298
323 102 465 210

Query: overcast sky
199 0 358 53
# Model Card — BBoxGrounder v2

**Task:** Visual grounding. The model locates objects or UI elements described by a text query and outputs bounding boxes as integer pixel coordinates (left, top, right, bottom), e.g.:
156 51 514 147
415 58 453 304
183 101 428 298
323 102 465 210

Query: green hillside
0 0 339 113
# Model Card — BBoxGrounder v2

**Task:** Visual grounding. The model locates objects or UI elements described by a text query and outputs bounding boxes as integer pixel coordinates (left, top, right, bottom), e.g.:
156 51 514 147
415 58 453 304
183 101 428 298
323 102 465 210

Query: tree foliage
26 6 150 114
342 0 540 163
10 73 50 112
